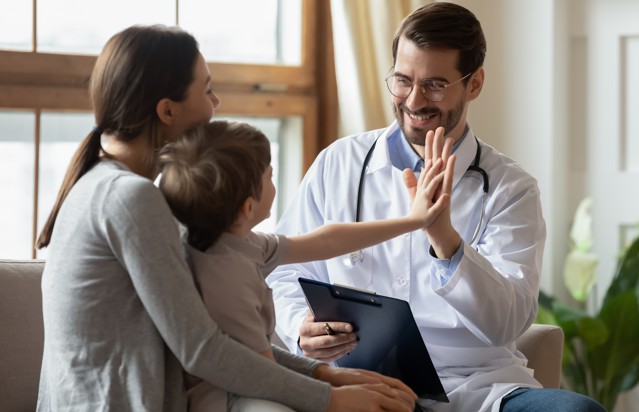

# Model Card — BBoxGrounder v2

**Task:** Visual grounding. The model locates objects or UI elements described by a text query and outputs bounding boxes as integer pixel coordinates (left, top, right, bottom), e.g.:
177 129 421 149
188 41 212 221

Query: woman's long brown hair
37 25 199 248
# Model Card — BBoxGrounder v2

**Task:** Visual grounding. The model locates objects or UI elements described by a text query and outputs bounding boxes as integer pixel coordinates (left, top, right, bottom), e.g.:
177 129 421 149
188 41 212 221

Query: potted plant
536 198 639 411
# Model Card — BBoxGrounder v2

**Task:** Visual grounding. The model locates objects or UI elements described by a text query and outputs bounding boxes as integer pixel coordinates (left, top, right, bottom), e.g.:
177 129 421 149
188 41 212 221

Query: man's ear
156 98 177 126
466 67 484 101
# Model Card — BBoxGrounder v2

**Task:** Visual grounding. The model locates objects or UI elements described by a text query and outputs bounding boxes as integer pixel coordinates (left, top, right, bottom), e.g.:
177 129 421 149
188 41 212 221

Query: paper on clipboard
298 278 449 403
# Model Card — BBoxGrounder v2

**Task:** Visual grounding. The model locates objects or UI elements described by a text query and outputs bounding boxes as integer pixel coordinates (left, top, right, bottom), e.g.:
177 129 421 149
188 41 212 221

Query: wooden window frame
0 0 337 258
0 0 336 169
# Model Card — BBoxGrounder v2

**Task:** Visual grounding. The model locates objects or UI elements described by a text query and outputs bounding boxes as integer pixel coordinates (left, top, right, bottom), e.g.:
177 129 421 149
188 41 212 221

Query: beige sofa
0 259 564 412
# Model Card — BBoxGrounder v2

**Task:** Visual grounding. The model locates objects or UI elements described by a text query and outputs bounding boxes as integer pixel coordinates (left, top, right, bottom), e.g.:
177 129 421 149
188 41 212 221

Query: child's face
253 164 276 224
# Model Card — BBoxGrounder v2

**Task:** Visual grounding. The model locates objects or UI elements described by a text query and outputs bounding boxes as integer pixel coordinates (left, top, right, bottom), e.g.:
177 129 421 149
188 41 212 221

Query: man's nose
404 84 429 111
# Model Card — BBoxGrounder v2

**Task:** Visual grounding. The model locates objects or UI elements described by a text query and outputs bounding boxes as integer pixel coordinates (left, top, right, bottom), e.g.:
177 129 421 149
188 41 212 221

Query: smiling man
389 40 477 149
268 3 604 412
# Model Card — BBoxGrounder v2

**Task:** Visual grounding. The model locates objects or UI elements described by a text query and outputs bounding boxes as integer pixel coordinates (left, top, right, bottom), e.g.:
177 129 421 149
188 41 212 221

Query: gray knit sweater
37 160 330 412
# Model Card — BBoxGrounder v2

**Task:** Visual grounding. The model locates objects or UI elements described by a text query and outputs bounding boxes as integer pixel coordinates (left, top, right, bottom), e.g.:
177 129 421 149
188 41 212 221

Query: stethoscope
349 134 489 265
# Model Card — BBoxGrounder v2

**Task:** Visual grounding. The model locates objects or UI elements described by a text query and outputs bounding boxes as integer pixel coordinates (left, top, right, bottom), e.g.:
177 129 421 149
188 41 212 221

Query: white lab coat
267 122 546 412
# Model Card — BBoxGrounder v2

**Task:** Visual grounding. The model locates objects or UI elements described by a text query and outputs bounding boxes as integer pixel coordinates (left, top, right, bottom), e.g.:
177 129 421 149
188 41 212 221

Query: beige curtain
330 0 430 137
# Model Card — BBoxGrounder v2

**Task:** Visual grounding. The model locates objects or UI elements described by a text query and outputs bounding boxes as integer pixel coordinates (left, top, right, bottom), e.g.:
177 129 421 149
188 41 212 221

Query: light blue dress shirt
386 128 465 286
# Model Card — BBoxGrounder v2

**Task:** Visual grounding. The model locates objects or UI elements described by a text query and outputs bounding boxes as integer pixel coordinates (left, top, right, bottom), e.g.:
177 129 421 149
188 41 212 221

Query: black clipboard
299 278 449 403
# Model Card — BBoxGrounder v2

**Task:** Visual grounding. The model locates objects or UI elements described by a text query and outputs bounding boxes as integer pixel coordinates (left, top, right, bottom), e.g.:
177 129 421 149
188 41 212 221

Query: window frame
0 0 337 258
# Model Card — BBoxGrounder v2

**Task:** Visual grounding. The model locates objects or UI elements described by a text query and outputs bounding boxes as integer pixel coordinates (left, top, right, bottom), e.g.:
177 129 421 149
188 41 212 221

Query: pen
323 322 336 336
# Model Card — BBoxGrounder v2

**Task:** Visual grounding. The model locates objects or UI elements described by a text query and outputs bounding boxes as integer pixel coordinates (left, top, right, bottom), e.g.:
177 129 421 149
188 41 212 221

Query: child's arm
281 157 454 264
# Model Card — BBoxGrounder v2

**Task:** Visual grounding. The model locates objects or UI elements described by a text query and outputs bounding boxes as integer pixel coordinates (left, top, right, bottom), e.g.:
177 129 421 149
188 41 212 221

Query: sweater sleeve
272 345 327 376
103 177 331 412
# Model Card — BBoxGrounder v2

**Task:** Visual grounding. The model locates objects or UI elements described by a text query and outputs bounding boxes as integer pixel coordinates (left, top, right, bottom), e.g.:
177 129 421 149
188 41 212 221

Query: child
158 120 450 411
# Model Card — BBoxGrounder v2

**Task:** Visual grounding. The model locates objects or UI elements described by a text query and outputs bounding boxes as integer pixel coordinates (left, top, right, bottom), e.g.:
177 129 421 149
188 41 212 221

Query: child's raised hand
403 152 456 228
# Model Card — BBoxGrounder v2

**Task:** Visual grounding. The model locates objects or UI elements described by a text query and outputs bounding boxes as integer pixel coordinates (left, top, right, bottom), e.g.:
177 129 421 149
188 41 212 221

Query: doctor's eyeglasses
384 71 472 102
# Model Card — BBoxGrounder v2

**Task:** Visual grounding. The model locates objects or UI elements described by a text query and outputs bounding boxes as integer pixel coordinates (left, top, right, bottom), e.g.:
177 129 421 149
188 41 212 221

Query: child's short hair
159 120 271 251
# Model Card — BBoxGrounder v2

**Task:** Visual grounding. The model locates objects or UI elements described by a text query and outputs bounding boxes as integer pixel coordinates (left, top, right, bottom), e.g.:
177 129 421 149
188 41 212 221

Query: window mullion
32 109 41 259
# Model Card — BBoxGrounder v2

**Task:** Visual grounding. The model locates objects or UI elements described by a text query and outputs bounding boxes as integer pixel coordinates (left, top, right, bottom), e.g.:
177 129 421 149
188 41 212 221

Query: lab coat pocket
324 219 373 288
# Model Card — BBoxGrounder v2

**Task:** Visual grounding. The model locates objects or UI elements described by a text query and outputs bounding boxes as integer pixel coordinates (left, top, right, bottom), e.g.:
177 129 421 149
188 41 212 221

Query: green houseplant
536 198 639 411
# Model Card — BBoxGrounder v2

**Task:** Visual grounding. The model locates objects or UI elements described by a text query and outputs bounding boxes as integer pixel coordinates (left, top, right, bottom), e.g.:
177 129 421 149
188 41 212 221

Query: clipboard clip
331 284 382 306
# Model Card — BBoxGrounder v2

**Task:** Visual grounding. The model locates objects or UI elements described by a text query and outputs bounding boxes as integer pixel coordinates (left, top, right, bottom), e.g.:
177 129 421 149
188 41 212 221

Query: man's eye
425 81 446 91
396 77 411 86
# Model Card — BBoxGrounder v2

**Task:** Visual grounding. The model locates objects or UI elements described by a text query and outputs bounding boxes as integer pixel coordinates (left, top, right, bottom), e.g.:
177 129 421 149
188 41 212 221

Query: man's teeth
408 112 436 121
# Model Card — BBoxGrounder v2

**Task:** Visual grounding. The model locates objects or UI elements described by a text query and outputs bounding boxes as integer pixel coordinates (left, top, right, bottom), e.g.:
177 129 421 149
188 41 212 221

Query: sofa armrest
516 323 564 388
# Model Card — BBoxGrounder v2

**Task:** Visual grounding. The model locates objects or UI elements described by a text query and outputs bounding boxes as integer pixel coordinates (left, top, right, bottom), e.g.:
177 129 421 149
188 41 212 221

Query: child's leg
228 395 296 412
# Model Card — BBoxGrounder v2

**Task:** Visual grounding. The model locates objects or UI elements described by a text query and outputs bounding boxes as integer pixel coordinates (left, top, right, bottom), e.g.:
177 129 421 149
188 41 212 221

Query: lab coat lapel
452 128 478 189
365 122 396 175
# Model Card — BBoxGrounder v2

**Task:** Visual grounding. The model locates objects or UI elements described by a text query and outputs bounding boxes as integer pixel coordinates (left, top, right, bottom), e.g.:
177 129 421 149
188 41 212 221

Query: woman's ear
156 98 176 126
466 67 485 101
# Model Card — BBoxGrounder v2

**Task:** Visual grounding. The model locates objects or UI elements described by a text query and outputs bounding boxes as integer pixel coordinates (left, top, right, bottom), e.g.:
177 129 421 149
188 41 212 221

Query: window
0 111 35 258
0 0 336 259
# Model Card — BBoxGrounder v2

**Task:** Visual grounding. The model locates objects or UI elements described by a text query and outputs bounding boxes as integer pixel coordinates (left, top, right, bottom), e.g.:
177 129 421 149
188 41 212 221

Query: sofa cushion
0 260 45 412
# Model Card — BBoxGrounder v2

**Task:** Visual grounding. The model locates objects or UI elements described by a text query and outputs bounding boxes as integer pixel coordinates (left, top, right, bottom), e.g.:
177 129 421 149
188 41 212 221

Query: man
268 3 604 411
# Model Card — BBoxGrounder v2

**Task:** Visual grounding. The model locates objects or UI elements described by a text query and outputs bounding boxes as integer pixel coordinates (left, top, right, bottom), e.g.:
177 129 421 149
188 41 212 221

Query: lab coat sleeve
433 170 546 347
267 149 333 353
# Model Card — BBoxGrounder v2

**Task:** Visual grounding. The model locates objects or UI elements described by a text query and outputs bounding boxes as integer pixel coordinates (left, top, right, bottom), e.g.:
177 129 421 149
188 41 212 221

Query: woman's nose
211 92 221 109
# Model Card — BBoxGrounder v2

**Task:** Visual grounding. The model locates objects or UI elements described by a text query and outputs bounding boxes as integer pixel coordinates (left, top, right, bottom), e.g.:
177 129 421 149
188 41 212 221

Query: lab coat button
397 277 408 286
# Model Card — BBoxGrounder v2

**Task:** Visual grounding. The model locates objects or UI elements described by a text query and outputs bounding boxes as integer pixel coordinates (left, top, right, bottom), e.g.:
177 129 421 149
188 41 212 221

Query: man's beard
393 98 465 146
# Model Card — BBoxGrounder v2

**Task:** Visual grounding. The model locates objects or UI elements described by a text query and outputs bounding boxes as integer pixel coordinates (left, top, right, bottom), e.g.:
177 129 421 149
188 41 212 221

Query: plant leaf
535 305 559 326
619 362 639 392
546 299 589 339
576 316 608 348
537 290 555 310
604 236 639 305
594 291 639 389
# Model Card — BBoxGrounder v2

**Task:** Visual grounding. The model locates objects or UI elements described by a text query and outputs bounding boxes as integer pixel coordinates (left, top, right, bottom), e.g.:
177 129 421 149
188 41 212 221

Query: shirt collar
388 124 470 172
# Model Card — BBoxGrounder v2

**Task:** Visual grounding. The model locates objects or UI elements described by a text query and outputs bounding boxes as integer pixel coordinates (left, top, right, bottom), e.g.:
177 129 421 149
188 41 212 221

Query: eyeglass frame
384 69 472 102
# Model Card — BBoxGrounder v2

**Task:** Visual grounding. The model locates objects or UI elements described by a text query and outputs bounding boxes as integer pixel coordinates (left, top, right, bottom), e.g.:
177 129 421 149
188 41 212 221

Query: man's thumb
402 168 417 200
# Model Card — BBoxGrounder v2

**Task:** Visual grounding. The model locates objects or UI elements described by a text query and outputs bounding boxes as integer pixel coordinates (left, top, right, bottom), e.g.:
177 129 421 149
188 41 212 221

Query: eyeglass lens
385 76 446 102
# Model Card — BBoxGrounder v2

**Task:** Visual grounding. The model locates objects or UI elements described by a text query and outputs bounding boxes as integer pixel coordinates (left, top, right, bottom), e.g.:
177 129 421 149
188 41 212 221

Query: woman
35 25 415 412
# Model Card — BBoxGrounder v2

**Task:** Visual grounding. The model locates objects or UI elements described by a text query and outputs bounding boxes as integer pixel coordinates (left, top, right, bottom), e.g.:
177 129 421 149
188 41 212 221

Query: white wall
452 0 570 296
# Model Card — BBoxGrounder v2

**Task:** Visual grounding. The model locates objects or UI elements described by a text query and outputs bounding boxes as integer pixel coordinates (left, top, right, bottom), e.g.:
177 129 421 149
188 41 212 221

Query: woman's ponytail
36 128 103 248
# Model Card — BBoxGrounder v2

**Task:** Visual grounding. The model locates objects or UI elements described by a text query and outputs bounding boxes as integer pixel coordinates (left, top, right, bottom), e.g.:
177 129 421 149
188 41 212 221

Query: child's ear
239 196 255 221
